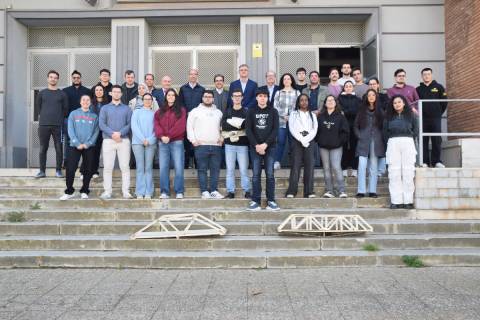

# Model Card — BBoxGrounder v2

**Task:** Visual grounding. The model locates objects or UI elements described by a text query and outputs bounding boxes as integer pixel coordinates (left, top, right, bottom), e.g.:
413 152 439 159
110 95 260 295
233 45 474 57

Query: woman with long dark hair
368 77 389 177
354 89 385 198
273 73 300 169
316 95 350 198
154 88 187 199
338 80 362 177
383 95 418 209
286 94 318 198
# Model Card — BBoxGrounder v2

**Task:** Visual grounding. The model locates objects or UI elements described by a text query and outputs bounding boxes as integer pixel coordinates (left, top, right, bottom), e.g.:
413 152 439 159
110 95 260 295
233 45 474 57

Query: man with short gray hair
258 70 279 107
228 64 258 110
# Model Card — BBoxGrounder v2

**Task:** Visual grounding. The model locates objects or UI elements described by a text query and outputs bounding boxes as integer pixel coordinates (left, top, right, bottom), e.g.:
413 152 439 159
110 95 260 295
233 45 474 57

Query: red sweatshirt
154 107 187 142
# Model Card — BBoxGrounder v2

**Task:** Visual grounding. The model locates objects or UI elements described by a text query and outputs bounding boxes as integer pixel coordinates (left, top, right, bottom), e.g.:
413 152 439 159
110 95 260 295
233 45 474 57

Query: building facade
0 0 446 168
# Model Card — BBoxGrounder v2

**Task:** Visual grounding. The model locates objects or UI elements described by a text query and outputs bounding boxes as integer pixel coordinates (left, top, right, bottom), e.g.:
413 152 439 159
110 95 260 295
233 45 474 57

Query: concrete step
0 208 412 222
0 220 478 236
0 186 390 198
0 176 388 188
0 234 479 251
1 232 480 252
0 197 390 210
1 248 480 268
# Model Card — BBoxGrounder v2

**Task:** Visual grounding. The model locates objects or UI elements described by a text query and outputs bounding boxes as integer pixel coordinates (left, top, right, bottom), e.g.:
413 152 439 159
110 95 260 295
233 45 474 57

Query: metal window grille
28 26 111 48
197 50 237 87
152 50 193 89
276 50 318 80
149 24 240 46
74 53 111 88
31 53 70 89
275 23 364 45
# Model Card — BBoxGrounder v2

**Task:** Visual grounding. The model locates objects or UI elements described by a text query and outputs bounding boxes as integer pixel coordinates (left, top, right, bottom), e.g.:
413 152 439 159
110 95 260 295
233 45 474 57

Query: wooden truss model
277 214 373 235
131 213 227 239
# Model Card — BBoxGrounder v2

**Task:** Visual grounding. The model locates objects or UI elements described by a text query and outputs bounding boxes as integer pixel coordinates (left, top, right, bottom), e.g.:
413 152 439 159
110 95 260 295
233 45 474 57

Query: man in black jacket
121 70 138 105
416 68 448 168
258 70 279 107
91 69 113 103
35 70 69 179
245 88 280 211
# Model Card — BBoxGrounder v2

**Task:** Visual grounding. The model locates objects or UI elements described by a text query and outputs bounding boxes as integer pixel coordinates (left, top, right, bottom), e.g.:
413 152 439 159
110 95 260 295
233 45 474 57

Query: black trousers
342 123 358 170
286 139 315 197
38 125 63 172
65 146 95 195
81 135 103 175
423 117 442 166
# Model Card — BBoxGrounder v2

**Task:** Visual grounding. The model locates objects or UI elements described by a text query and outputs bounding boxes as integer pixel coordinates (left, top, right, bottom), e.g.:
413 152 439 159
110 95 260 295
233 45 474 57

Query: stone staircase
0 169 479 268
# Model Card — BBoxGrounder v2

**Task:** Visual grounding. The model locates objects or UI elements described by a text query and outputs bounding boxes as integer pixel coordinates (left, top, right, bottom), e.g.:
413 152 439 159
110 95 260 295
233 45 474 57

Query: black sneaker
244 192 251 199
356 193 365 198
390 204 404 209
227 192 235 199
368 193 378 198
404 203 415 210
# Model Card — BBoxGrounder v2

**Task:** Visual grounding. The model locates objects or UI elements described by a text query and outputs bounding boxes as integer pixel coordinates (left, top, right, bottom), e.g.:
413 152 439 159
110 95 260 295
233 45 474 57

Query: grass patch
29 202 41 210
6 211 26 223
402 255 425 268
363 243 379 252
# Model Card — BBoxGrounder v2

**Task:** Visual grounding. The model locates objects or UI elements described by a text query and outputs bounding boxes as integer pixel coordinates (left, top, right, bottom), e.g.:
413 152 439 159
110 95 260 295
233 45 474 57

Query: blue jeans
319 147 345 193
358 141 379 194
275 127 290 163
159 140 184 195
250 146 276 204
132 144 156 197
225 144 250 193
194 145 222 193
378 157 386 175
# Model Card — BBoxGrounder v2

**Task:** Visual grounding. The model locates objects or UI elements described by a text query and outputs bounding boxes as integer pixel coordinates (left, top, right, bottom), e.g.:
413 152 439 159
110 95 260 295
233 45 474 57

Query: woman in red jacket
154 89 187 199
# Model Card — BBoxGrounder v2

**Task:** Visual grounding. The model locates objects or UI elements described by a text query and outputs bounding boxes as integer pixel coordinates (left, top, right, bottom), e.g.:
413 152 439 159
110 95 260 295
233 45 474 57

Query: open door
361 34 379 79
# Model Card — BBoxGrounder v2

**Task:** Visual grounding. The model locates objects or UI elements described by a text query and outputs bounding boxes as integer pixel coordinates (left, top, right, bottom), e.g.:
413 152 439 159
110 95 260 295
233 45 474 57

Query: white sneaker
323 191 335 198
59 193 75 201
435 162 445 168
92 174 99 179
100 192 111 200
79 175 84 181
80 193 89 200
421 163 429 168
351 170 357 177
274 161 281 170
144 195 152 200
136 195 144 199
339 192 348 198
286 194 294 198
342 170 348 177
123 193 133 199
160 193 169 199
210 191 224 199
176 193 184 199
308 194 316 198
201 191 211 199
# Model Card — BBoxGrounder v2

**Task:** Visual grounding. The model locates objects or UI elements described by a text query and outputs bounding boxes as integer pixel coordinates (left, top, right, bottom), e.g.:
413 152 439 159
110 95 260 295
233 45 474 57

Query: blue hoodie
68 107 100 148
131 107 157 145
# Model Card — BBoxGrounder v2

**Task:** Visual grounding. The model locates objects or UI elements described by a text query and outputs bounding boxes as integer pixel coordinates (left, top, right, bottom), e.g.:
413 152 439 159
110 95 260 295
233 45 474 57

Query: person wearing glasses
213 74 229 112
387 69 420 113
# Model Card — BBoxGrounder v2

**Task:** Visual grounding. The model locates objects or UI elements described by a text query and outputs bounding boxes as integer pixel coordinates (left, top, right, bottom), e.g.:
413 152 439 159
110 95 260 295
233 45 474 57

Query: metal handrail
418 99 480 165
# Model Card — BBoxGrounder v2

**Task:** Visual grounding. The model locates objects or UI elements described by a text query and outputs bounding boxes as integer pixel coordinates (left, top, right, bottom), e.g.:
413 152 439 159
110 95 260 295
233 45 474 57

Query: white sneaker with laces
80 193 88 200
274 161 281 170
176 193 184 199
435 162 445 168
286 194 294 198
123 193 133 199
351 170 357 177
342 170 348 177
59 193 75 201
323 191 335 198
160 193 169 199
210 191 224 199
100 192 111 200
421 163 429 168
92 174 99 179
339 192 348 198
201 191 211 199
308 194 316 198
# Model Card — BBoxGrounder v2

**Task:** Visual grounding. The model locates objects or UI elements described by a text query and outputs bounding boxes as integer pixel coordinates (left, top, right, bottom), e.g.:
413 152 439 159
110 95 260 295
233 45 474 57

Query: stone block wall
415 168 480 210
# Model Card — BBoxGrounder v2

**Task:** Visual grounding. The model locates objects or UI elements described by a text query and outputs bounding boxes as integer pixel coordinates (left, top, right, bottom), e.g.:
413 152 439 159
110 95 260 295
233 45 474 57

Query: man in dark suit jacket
228 64 258 110
212 74 229 112
258 70 279 107
152 75 173 108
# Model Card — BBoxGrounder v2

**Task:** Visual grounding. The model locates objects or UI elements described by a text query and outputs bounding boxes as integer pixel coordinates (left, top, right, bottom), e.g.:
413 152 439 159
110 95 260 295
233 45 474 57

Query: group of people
35 62 447 210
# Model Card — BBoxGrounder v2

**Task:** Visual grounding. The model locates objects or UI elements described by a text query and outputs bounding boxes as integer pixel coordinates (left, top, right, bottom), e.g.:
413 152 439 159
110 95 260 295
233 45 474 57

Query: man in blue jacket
60 94 99 200
228 64 258 110
258 70 279 107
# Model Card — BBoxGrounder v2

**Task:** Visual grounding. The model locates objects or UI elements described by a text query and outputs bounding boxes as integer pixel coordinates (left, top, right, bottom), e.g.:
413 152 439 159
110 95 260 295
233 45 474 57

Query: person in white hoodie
187 90 224 199
286 94 318 198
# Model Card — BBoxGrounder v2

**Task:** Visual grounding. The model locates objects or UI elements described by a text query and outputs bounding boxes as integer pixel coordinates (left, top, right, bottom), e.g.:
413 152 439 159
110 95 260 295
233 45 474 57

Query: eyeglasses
72 77 81 79
232 95 242 98
143 98 153 101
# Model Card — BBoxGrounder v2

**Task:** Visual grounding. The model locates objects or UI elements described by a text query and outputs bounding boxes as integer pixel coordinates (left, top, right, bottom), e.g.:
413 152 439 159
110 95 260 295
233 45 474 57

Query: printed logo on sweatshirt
431 88 439 93
323 120 334 129
255 114 269 129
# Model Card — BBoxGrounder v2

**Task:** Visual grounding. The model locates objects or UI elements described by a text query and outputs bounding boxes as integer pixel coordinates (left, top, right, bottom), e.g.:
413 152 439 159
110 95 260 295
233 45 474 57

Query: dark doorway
319 47 361 85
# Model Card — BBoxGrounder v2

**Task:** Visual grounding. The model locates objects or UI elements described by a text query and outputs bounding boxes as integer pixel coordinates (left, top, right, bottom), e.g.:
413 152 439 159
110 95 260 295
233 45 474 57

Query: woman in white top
273 73 300 170
286 94 318 198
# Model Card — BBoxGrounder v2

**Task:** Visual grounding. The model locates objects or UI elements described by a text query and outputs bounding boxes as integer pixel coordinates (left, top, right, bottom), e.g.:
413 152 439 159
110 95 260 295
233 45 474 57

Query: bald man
152 75 173 108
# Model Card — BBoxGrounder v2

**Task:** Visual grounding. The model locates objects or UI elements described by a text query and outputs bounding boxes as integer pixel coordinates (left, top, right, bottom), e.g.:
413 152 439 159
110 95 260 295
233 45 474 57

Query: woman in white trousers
383 95 418 209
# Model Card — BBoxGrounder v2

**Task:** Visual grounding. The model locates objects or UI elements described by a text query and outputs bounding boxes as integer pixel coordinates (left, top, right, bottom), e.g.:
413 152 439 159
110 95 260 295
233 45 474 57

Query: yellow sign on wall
252 43 263 58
